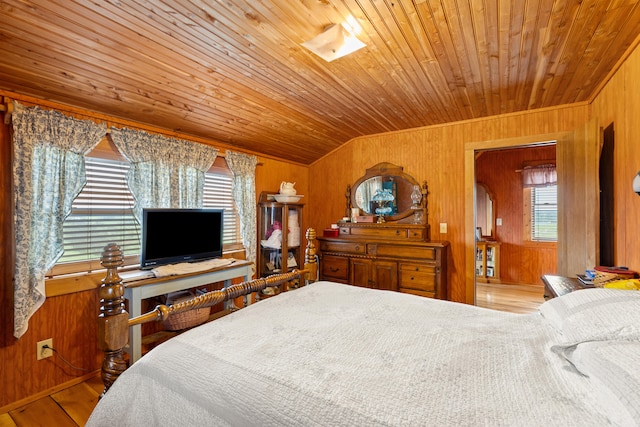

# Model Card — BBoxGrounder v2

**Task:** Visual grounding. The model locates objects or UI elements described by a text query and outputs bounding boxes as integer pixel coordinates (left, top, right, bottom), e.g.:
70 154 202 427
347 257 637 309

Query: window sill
45 271 105 297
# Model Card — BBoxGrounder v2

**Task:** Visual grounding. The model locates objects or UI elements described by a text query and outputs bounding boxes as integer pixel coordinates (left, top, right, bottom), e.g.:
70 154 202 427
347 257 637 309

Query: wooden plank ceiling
1 0 639 164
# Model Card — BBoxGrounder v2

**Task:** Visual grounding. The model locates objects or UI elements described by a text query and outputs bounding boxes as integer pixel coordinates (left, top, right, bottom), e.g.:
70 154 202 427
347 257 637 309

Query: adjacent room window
522 162 557 243
529 185 558 241
51 156 241 276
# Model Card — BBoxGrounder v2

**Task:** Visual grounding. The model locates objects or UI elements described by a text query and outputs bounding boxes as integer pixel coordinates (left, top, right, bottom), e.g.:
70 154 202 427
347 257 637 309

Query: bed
89 232 640 426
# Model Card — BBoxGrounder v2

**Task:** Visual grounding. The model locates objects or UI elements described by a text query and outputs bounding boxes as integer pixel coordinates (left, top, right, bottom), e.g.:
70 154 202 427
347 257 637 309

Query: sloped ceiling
1 1 639 164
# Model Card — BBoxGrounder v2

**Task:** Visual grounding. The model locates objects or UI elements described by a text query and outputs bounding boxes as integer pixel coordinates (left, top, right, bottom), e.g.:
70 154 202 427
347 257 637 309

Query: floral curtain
522 164 557 188
12 102 106 338
109 127 218 222
225 151 258 273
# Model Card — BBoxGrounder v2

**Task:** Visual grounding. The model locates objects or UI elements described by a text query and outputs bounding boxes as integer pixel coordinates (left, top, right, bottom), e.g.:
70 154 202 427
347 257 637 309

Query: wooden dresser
318 222 449 299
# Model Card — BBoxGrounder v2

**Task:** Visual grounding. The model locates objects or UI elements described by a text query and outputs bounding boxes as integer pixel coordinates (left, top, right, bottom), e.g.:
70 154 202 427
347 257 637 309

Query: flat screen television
140 208 224 269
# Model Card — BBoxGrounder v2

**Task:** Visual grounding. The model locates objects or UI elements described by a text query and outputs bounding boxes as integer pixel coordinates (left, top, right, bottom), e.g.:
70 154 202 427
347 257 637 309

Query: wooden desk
541 275 588 299
124 260 253 362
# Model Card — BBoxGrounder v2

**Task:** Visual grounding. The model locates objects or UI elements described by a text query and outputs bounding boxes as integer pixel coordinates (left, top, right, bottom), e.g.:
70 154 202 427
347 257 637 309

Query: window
530 185 557 241
203 170 242 248
51 157 241 276
52 157 140 275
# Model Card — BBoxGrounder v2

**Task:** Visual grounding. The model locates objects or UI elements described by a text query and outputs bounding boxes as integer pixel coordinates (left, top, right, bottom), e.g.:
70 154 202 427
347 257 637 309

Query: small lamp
634 172 640 195
371 188 394 223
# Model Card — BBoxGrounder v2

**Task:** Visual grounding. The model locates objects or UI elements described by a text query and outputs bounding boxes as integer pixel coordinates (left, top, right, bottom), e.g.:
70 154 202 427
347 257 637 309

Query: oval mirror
354 176 382 214
350 162 422 221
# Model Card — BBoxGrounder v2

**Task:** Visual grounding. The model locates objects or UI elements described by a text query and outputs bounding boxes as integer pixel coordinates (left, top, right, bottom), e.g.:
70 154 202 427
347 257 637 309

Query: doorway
599 123 615 266
474 145 557 310
464 123 601 305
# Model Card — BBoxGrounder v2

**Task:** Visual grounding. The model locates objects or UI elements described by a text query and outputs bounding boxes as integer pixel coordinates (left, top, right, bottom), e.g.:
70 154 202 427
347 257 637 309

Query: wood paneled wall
476 146 557 284
591 39 640 271
309 106 590 303
0 95 308 409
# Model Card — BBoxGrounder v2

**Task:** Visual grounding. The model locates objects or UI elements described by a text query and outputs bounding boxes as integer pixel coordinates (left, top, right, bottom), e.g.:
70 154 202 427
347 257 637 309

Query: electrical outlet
37 338 53 360
439 223 447 233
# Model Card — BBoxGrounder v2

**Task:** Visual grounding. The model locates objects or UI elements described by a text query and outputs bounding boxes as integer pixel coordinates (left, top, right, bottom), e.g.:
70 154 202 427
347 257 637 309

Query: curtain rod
1 97 13 125
515 161 556 173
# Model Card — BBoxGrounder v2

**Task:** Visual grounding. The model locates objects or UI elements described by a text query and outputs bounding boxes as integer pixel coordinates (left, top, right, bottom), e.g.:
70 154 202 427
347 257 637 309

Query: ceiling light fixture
301 23 366 62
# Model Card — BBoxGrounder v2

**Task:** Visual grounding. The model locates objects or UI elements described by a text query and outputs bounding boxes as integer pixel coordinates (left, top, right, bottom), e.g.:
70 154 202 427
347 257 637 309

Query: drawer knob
415 267 420 271
330 267 340 272
395 230 401 235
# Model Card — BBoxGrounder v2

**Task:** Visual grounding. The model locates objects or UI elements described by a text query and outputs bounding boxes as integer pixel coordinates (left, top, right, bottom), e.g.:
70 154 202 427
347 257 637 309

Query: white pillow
539 288 640 343
563 341 640 426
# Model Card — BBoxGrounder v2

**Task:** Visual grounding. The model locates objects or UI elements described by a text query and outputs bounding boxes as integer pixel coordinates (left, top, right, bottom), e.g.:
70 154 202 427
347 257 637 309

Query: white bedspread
87 282 626 426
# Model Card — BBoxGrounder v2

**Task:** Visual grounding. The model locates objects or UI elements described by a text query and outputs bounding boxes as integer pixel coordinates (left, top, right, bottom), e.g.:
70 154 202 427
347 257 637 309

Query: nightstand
541 275 588 299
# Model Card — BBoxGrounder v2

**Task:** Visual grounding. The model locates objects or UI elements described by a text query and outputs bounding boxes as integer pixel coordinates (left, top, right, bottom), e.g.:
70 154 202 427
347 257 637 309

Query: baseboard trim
0 370 100 414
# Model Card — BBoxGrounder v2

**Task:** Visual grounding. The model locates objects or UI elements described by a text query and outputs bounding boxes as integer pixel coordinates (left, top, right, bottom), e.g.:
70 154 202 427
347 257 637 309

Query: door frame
464 132 567 305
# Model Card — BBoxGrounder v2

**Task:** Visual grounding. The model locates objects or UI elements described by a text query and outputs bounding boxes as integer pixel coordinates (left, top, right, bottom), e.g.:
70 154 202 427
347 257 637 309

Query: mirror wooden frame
475 182 494 239
348 162 427 222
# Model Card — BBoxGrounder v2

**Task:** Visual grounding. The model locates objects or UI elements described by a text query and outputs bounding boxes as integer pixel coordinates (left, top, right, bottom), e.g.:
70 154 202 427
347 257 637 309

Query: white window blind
55 157 140 274
531 185 557 241
203 172 241 246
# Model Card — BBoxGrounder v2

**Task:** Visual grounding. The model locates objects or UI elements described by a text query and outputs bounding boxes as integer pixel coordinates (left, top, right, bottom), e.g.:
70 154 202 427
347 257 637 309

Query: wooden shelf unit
257 192 304 278
475 241 501 283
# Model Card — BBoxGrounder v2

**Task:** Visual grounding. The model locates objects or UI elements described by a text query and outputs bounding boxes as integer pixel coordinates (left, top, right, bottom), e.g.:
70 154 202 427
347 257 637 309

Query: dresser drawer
349 226 406 240
400 288 436 299
400 263 436 275
321 255 349 281
339 226 351 236
399 263 436 293
407 228 427 240
374 245 436 260
319 240 366 254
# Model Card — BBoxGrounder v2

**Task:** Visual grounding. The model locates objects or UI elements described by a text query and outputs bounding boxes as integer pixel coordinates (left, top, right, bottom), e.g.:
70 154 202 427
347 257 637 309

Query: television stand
123 259 253 362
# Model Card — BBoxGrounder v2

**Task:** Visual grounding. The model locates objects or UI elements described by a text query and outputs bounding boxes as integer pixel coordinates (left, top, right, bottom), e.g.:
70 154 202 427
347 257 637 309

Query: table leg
125 287 143 363
223 279 236 310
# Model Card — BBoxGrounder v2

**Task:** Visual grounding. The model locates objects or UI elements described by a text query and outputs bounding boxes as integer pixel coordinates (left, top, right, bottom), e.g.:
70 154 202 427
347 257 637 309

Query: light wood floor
0 282 545 426
476 281 546 314
0 374 104 427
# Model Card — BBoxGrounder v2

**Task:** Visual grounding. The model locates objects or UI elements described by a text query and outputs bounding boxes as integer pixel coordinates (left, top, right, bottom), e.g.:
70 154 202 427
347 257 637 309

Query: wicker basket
163 291 210 331
590 270 618 287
